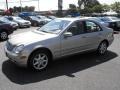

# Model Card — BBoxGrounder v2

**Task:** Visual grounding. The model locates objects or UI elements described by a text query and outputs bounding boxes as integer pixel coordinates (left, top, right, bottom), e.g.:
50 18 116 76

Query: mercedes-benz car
6 16 31 28
5 18 114 71
21 16 46 27
0 17 18 30
82 17 109 27
99 16 120 31
0 20 14 40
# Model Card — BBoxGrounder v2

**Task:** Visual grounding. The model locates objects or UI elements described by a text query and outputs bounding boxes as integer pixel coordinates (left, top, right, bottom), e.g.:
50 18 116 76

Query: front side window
67 21 85 36
30 16 39 20
85 21 101 33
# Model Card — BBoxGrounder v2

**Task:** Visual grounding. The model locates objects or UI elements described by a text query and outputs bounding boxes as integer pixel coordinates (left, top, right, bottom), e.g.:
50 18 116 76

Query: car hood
10 21 18 25
9 30 56 45
44 18 51 21
15 20 29 23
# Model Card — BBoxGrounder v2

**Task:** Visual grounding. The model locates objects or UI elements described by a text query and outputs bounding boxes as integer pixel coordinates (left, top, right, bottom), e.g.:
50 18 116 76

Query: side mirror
64 32 72 38
70 25 77 31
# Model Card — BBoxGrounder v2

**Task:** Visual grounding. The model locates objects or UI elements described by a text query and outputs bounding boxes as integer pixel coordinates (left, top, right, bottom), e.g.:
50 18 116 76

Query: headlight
29 22 31 25
13 45 24 54
10 23 14 26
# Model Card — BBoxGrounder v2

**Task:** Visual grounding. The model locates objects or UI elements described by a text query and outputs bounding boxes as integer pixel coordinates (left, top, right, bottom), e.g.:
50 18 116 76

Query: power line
0 0 36 3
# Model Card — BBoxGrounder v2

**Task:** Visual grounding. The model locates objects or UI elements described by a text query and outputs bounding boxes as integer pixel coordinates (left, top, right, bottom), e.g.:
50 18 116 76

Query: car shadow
2 50 118 85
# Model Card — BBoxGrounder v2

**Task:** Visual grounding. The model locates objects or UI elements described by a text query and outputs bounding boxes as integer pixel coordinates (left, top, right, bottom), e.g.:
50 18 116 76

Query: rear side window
85 21 101 33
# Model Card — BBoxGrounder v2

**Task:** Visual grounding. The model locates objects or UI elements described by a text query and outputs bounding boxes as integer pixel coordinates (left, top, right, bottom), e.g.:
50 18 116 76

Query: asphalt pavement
0 27 120 90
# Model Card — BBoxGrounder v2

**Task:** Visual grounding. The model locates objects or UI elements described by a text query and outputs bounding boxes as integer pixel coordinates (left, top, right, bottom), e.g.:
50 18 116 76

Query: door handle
98 33 102 35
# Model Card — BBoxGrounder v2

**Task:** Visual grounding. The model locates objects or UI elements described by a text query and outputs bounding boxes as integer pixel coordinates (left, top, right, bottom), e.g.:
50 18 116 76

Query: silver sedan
5 18 114 71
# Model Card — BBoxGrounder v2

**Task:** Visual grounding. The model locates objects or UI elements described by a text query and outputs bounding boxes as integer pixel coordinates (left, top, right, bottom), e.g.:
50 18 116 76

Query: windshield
39 16 48 19
100 17 111 22
38 19 70 34
90 17 102 22
48 16 56 19
30 16 39 20
110 17 119 20
0 17 10 22
100 17 119 22
13 17 23 20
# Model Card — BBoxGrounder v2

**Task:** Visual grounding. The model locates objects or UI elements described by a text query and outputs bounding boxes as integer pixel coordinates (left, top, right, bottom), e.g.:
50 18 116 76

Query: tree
78 0 100 9
92 5 103 13
24 6 29 11
111 2 120 13
102 4 110 12
78 0 101 14
28 6 35 12
67 4 78 15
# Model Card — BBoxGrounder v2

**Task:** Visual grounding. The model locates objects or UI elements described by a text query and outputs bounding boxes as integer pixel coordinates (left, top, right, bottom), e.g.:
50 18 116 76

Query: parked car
22 16 46 27
99 16 120 31
5 18 114 71
18 12 37 17
83 17 109 27
0 20 14 40
5 16 31 28
0 17 18 30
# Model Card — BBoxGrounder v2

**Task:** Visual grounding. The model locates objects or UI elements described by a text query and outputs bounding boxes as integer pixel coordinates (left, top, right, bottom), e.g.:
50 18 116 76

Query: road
0 27 120 90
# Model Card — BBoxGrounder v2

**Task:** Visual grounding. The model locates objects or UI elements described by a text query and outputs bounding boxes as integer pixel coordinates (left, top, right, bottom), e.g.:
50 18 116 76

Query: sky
0 0 119 11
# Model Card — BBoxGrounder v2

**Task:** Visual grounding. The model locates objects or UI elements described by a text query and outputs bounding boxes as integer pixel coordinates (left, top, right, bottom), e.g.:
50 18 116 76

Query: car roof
57 17 100 23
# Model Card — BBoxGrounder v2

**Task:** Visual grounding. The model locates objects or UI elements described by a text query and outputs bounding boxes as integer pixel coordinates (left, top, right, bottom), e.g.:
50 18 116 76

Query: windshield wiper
40 30 50 33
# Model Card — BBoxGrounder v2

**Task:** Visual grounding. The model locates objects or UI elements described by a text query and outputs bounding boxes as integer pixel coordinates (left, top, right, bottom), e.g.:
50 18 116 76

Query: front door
61 21 87 56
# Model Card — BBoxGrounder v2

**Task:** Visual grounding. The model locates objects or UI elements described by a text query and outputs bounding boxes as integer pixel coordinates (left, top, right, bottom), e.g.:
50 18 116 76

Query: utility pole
38 0 40 11
58 0 63 17
6 0 8 10
20 0 22 12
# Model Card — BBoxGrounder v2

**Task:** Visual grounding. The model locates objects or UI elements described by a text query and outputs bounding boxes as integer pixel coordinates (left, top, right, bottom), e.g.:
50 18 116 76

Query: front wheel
28 50 50 71
97 41 108 55
0 31 8 41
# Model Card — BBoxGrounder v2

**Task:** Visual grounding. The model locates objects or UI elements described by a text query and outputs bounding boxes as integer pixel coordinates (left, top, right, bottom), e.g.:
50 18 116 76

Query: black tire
97 41 108 55
28 50 51 71
33 23 37 27
27 26 30 28
0 31 8 41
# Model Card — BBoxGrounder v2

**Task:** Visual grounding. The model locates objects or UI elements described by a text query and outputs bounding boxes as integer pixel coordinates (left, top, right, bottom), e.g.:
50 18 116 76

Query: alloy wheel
98 42 107 54
32 53 48 70
0 32 8 40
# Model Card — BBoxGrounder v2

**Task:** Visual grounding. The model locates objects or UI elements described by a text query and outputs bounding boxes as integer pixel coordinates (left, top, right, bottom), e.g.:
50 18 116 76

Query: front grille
13 24 16 26
6 41 15 51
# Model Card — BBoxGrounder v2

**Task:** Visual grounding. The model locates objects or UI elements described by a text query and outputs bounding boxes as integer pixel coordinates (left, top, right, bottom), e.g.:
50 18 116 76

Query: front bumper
19 23 31 28
13 26 18 30
4 46 28 67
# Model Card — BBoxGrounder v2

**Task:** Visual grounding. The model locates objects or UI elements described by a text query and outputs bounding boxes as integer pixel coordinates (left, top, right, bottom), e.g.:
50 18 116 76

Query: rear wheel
0 31 8 41
28 50 51 71
97 41 108 55
33 23 37 27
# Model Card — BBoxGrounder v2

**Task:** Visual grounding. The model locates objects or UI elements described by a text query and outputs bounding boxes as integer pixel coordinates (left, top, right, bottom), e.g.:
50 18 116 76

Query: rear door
83 20 104 49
